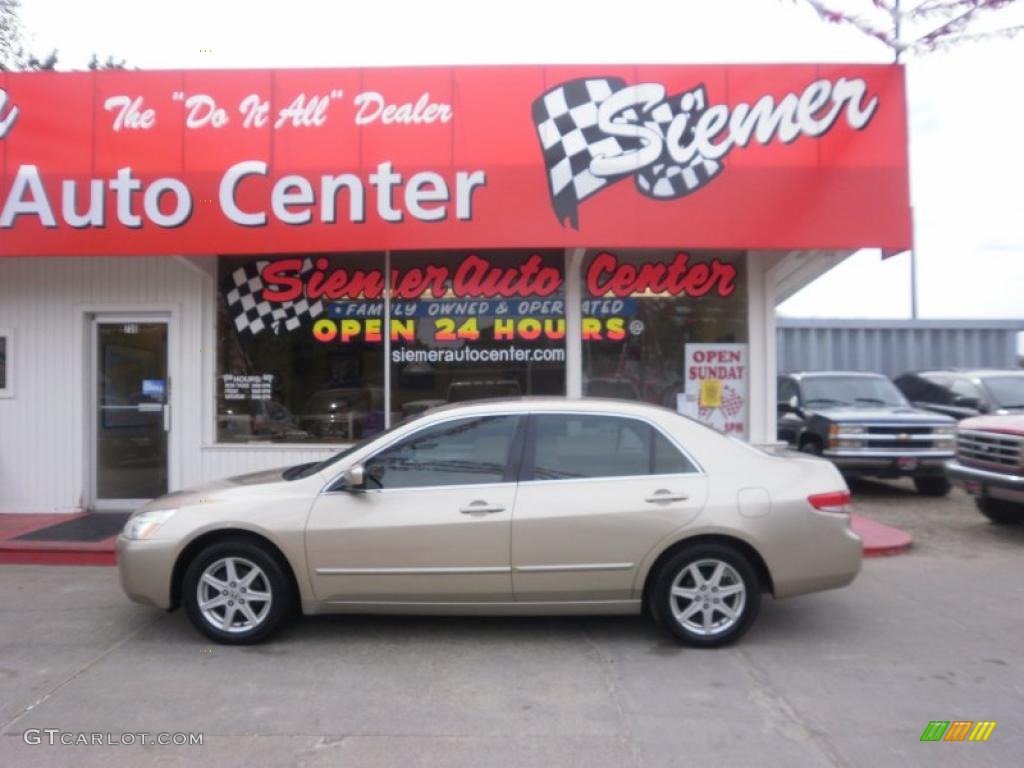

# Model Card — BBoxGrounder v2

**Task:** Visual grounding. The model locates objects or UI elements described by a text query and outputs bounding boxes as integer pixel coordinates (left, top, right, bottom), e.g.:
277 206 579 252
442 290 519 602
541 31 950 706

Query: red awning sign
0 65 912 257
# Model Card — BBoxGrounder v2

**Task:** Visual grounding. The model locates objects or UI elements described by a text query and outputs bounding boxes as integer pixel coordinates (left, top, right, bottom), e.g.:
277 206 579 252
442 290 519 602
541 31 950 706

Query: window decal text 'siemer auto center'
532 76 877 228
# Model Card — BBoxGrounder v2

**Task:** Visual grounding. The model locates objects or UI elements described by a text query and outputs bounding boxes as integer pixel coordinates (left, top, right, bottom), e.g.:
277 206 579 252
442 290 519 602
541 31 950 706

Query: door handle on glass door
645 490 689 503
459 501 506 515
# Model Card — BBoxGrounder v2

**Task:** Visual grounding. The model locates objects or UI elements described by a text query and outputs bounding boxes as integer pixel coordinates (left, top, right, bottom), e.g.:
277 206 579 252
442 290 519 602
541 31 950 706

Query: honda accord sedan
118 398 862 647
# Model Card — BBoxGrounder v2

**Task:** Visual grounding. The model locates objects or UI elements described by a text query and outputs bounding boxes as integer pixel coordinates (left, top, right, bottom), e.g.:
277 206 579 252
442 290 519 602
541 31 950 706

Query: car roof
910 369 1024 378
418 396 680 419
782 371 889 380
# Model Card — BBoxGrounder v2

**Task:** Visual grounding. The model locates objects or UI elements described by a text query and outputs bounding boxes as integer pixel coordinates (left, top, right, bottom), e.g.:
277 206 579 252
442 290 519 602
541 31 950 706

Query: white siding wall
0 256 336 513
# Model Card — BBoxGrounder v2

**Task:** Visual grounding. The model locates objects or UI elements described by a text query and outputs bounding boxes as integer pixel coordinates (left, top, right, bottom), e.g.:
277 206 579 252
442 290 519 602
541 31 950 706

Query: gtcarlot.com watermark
23 729 202 747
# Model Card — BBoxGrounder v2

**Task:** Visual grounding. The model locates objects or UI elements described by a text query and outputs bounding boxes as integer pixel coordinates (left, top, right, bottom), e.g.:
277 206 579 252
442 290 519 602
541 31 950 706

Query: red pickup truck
945 414 1024 525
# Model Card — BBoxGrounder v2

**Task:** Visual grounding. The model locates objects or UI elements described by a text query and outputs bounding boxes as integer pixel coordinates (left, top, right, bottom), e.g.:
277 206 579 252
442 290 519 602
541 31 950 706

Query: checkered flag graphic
223 259 324 335
532 77 634 229
720 385 744 418
632 87 724 201
698 385 744 421
532 77 724 228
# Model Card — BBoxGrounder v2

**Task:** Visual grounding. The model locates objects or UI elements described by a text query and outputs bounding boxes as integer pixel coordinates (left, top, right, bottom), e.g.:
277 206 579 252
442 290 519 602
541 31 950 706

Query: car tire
182 538 293 644
975 497 1024 526
651 543 762 648
913 476 951 497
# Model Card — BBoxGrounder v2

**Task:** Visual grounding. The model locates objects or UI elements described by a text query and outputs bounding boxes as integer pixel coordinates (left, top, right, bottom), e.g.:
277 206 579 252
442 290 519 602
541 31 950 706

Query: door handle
459 500 506 515
645 490 689 504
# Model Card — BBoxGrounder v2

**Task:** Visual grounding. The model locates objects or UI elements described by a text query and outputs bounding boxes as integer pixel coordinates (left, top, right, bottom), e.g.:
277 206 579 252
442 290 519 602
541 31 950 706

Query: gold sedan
118 398 861 647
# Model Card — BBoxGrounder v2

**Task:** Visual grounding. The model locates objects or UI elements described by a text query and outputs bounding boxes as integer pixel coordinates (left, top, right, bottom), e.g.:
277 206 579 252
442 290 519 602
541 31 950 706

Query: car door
305 413 524 604
511 413 708 603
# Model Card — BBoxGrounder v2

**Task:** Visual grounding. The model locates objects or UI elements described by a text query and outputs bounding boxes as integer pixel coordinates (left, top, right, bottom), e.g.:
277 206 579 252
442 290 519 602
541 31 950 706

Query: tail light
808 490 852 514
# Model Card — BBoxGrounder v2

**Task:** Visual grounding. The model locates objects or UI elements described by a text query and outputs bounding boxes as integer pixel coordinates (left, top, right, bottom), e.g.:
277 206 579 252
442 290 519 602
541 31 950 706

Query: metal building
776 318 1024 378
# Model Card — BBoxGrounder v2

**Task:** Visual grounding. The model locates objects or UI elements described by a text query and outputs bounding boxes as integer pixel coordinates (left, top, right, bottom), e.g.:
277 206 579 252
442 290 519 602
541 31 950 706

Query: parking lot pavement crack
0 612 166 736
732 647 850 768
581 627 643 768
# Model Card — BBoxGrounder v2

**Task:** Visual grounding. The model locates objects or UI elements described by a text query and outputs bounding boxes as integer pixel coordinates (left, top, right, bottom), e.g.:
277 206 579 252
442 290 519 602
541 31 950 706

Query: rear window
531 414 695 480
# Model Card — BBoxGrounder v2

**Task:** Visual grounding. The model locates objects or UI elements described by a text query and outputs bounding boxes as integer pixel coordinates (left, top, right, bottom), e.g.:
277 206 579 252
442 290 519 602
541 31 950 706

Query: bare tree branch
789 0 1022 57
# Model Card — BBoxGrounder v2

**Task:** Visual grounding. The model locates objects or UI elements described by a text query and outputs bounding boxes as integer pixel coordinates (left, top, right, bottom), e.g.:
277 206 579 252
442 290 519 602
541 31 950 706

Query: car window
914 373 955 404
362 415 519 489
950 378 982 401
800 376 908 408
530 414 695 480
777 377 798 403
983 376 1024 408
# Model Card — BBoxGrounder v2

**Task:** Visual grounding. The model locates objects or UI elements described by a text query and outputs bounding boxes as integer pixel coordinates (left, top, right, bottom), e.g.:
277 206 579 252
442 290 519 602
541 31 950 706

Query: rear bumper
945 460 1024 504
765 506 863 599
824 451 951 478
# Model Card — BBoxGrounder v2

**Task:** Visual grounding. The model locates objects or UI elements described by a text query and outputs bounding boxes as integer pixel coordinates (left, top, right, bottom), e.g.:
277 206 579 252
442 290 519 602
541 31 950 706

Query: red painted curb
0 513 119 567
851 513 913 557
0 549 116 566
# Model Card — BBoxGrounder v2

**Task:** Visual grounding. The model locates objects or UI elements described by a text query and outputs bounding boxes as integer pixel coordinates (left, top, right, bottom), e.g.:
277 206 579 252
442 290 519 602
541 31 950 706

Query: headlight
123 509 177 540
828 423 865 448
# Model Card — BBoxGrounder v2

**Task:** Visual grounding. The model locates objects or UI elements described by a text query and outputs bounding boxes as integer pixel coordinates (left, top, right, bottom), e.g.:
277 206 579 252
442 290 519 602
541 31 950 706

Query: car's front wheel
976 497 1024 525
913 476 951 496
651 543 761 648
182 539 293 644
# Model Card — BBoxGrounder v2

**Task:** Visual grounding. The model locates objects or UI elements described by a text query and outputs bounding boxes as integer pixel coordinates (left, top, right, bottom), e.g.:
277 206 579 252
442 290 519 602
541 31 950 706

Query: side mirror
342 464 366 491
778 395 800 414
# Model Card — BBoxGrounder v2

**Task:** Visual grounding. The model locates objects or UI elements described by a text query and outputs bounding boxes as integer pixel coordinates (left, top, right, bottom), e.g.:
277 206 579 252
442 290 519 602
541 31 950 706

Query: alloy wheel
196 556 273 634
668 558 747 637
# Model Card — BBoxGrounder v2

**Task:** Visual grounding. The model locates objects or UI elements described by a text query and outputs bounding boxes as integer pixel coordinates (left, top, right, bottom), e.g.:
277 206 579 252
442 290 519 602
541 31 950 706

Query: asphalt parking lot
1 483 1022 768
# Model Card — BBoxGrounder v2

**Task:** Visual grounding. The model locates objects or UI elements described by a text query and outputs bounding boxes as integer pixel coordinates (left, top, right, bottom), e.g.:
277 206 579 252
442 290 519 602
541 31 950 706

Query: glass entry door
93 318 169 507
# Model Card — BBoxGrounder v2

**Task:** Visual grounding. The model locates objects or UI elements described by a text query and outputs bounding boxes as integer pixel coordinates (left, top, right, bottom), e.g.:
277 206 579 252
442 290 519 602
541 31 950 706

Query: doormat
13 513 130 542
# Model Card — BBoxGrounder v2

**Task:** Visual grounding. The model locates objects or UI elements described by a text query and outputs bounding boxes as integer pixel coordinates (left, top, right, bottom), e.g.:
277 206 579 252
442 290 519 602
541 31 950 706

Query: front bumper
945 460 1024 504
824 450 952 477
117 536 178 610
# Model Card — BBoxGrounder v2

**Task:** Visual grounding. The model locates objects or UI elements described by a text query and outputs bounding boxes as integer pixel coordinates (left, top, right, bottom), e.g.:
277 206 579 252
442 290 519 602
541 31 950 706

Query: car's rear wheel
651 543 761 648
182 539 292 644
975 497 1024 525
913 476 951 496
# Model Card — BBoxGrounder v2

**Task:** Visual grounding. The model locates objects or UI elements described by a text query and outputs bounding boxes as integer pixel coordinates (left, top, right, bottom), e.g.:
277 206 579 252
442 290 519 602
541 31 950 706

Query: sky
14 0 1024 331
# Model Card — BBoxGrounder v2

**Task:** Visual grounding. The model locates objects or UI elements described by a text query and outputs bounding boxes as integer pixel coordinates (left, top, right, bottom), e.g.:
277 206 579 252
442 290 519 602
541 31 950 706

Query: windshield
985 376 1024 408
801 376 908 408
282 410 431 480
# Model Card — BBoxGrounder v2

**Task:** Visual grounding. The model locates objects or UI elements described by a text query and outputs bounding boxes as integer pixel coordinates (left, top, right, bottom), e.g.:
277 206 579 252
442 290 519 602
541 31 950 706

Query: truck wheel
799 439 822 456
976 497 1024 525
913 477 950 497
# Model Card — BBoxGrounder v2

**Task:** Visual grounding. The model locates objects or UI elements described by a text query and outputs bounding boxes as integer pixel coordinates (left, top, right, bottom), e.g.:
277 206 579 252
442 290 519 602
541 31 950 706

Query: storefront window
217 254 387 443
580 249 747 429
216 249 745 444
389 250 566 420
216 250 567 443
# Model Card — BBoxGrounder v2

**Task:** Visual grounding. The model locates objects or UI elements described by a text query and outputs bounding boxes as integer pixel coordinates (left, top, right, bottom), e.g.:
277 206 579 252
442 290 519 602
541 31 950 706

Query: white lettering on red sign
353 91 452 125
0 88 19 138
103 95 156 131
